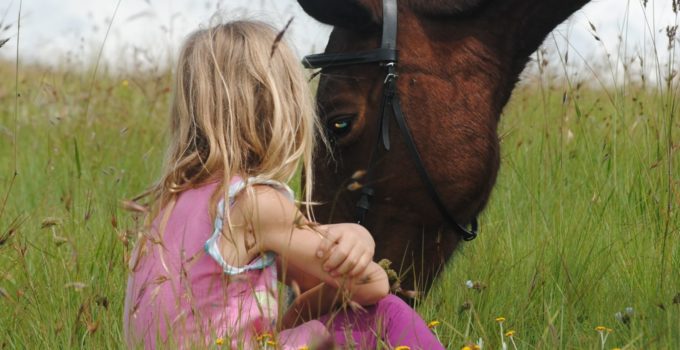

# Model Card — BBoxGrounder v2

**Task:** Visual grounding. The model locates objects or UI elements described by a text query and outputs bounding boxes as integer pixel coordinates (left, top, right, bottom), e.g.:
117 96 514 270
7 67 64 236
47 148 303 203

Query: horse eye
327 116 353 138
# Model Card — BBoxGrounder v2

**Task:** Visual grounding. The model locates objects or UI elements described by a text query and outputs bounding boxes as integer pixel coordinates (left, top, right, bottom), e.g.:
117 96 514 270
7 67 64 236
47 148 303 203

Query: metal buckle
383 62 398 83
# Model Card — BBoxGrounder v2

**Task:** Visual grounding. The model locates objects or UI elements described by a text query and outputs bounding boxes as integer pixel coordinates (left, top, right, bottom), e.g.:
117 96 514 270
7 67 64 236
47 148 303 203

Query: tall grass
0 3 678 350
0 62 171 348
423 84 678 349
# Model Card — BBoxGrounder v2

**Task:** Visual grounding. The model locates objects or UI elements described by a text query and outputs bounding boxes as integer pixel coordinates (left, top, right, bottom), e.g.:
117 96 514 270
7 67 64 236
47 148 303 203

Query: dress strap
204 177 295 275
227 176 295 205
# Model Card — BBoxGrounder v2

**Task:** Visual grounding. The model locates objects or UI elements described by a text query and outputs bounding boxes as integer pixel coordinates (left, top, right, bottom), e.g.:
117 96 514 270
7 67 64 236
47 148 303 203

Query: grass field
0 26 678 350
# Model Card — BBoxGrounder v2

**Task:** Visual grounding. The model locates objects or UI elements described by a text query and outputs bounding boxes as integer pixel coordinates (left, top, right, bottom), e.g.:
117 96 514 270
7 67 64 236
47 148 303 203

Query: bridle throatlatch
303 0 478 241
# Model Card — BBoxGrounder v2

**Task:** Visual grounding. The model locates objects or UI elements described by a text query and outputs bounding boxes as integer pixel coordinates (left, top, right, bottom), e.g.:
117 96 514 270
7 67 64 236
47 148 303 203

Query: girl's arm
280 282 339 328
230 185 389 306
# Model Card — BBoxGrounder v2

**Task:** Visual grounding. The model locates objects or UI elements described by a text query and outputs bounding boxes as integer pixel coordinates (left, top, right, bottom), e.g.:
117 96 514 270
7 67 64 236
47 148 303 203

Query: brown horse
297 0 590 295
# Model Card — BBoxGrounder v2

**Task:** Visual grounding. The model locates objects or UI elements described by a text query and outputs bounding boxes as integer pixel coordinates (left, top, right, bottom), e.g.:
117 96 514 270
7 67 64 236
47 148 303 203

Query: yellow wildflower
257 333 273 341
473 345 481 350
395 346 411 350
121 80 129 87
215 337 224 346
461 347 472 350
266 340 277 346
505 330 516 337
595 326 607 332
428 320 441 329
298 347 309 350
495 316 506 323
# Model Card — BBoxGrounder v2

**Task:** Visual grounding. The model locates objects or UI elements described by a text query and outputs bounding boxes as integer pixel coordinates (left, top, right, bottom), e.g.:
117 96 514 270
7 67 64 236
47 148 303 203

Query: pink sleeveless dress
123 177 328 349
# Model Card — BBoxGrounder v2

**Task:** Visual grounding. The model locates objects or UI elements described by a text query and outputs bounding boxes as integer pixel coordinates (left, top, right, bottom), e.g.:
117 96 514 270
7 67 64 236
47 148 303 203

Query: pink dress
124 177 328 349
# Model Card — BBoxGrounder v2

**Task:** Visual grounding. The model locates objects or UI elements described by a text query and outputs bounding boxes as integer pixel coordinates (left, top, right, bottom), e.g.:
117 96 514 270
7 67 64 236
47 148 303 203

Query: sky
0 0 678 80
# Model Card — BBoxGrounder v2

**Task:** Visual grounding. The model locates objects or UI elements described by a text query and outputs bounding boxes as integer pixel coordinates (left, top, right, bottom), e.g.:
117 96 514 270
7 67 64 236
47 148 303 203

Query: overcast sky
0 0 677 79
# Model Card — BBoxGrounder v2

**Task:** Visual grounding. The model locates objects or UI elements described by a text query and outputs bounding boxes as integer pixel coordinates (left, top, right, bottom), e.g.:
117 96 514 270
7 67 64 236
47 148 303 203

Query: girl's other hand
315 223 376 278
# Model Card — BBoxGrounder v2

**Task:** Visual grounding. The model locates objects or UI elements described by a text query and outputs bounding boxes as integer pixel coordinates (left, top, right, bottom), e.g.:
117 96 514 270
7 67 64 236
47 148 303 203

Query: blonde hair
141 20 322 220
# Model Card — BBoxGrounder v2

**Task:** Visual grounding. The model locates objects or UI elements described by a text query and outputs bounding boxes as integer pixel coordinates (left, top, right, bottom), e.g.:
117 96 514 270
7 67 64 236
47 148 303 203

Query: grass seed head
40 217 61 228
120 199 148 213
347 181 362 191
351 169 367 180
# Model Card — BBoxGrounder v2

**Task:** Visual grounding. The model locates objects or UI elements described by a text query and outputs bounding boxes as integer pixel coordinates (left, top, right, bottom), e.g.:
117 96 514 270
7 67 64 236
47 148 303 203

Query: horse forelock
403 0 492 17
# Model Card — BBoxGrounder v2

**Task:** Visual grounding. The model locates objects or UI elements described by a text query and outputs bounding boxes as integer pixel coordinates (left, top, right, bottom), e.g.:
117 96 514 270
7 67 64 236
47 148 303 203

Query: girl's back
124 179 325 349
124 182 229 347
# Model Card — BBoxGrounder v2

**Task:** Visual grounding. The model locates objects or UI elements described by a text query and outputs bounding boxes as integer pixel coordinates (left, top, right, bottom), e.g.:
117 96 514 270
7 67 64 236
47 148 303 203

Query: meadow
0 23 679 350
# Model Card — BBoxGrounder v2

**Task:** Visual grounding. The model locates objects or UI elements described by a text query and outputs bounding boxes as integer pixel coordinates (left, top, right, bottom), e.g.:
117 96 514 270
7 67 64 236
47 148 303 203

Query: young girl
123 20 444 349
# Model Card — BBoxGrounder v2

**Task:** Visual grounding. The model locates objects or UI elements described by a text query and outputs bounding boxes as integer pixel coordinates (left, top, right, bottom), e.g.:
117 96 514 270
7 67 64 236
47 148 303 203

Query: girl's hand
315 223 376 278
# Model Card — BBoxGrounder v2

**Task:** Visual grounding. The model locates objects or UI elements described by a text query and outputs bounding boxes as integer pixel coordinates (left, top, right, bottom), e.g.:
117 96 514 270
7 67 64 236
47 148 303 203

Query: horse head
298 0 590 294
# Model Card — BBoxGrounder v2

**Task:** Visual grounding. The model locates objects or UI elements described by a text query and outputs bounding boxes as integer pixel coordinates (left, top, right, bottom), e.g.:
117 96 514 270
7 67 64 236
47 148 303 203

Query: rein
302 0 478 241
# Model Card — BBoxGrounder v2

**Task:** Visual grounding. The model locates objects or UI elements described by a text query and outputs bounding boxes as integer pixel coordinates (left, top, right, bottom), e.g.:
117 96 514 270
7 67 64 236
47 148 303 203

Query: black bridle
302 0 478 241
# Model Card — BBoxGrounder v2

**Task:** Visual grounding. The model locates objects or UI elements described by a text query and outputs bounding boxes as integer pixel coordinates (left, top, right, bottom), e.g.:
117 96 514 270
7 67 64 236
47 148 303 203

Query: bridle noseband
302 0 478 241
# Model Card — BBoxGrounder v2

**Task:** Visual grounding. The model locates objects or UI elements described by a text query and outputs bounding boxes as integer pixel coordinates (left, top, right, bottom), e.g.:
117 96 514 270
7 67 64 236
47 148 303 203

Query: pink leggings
318 294 445 349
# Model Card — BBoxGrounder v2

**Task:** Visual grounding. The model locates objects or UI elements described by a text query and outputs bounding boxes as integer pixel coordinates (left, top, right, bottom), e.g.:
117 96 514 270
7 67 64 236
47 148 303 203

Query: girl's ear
297 0 379 29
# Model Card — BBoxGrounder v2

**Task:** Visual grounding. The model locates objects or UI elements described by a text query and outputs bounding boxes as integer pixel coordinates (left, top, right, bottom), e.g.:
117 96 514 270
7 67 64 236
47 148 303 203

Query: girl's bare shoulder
230 184 303 231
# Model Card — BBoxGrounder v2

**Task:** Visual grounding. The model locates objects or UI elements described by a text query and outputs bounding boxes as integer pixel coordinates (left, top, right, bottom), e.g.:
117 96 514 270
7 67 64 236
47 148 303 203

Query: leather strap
386 71 478 241
381 0 398 50
303 48 397 69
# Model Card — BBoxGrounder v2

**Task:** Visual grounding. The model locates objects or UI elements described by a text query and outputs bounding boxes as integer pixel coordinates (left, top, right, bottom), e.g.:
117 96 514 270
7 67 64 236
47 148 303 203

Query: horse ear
297 0 379 29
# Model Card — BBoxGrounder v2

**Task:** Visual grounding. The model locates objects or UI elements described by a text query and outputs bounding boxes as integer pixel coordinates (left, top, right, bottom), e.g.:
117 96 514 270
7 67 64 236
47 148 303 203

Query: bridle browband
302 0 478 241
